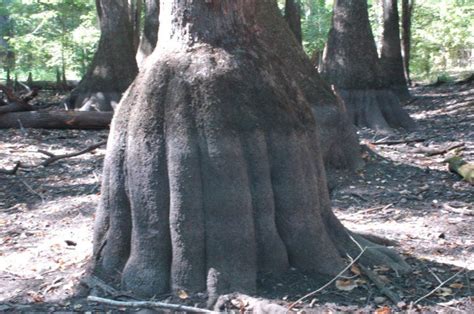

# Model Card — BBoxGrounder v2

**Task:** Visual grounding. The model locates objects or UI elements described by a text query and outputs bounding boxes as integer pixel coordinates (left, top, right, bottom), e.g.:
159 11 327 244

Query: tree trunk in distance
68 0 138 111
136 0 159 66
91 0 409 306
381 0 410 101
321 0 415 134
0 111 112 129
285 0 303 45
401 0 414 85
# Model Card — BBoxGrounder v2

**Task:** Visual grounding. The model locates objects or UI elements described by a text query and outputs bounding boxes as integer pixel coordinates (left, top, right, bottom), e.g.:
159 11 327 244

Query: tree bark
68 0 138 111
91 0 409 304
0 111 112 129
285 0 303 45
401 0 414 85
136 0 159 66
381 0 410 101
0 1 15 86
321 0 415 133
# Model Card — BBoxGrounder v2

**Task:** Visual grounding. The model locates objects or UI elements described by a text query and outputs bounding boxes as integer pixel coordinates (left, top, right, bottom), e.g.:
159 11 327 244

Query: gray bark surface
381 0 410 101
68 0 138 111
285 0 303 44
136 0 159 66
321 0 415 133
91 0 409 302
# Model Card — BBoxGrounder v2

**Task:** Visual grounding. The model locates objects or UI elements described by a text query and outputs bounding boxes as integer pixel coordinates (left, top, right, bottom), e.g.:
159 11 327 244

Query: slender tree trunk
321 0 415 133
285 0 303 45
91 0 409 305
68 0 138 111
1 6 15 87
401 0 414 85
136 0 159 66
381 0 410 101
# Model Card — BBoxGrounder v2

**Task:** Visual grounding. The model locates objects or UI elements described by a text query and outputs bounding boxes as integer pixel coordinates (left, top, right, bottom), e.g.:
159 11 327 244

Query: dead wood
0 84 38 114
0 111 112 129
414 142 465 156
0 161 20 175
371 138 426 145
359 264 401 306
87 296 218 313
0 141 106 175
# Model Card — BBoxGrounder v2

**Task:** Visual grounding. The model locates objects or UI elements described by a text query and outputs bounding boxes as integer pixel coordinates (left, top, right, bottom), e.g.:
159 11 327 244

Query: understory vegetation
1 0 472 83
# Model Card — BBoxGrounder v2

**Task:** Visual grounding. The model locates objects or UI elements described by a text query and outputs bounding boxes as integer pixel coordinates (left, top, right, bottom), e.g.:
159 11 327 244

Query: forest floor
0 81 472 313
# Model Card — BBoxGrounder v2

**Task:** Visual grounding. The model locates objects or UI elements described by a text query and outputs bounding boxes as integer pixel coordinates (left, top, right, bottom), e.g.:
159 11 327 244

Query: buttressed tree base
69 0 138 112
322 0 415 134
91 0 410 305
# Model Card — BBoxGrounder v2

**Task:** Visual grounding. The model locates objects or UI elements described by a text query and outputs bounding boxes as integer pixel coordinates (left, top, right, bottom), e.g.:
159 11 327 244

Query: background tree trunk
401 0 414 85
91 0 409 305
136 0 159 66
0 3 15 87
381 0 410 101
68 0 138 111
285 0 303 45
321 0 415 133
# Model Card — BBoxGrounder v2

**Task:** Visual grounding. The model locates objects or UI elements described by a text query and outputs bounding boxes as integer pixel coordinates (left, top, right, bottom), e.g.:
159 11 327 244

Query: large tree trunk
321 0 415 134
285 0 303 45
91 0 409 305
401 0 414 85
381 0 410 101
68 0 138 112
136 0 159 66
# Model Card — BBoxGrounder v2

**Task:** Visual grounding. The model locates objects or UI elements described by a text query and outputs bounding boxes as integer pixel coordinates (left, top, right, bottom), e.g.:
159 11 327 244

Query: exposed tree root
68 91 122 112
337 89 416 134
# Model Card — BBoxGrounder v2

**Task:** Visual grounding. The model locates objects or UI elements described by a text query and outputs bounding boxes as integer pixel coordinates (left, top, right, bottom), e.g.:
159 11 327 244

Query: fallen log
0 111 113 129
445 156 474 185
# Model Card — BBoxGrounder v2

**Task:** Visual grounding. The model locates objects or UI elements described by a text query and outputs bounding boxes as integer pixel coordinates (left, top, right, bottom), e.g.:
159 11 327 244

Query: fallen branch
424 142 465 157
371 138 426 146
0 111 112 129
87 296 218 314
0 141 106 175
37 140 106 167
0 84 36 114
288 243 370 310
359 264 401 305
445 156 473 184
0 161 20 175
413 269 465 305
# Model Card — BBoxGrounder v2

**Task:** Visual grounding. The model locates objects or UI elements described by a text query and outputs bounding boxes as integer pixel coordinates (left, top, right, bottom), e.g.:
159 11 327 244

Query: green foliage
0 0 99 82
301 0 332 56
410 0 474 82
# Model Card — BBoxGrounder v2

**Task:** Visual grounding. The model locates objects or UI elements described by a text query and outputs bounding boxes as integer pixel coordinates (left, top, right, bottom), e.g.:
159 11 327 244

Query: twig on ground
0 161 20 175
0 140 106 175
413 269 465 305
36 140 106 166
413 142 465 156
371 138 426 145
19 178 45 203
358 264 401 305
87 296 218 314
288 243 370 310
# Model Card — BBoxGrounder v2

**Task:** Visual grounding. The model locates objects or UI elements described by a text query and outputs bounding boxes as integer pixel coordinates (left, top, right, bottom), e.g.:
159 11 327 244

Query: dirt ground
0 81 472 312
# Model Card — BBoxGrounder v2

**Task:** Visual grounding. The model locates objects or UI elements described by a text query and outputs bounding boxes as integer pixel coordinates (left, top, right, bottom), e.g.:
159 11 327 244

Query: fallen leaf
449 283 463 289
177 289 188 299
335 279 357 291
351 264 361 276
436 287 453 297
375 306 391 314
